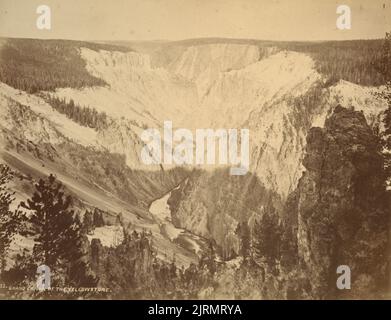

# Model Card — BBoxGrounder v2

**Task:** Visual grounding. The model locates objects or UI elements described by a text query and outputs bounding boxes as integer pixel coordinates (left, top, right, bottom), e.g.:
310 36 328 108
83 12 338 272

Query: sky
0 0 390 41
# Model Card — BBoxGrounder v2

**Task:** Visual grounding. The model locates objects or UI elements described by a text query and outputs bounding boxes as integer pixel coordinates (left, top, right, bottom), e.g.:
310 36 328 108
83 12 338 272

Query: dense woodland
45 96 109 130
280 39 386 86
0 38 130 93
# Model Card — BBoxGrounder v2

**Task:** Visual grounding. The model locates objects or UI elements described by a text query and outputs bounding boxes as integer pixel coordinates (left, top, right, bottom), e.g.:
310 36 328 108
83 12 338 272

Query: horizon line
0 35 387 44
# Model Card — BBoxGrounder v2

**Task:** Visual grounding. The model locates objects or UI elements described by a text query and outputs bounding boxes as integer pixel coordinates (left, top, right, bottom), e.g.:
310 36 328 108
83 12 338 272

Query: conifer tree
21 174 81 272
93 209 105 227
82 210 94 235
67 212 97 287
252 206 281 265
236 221 251 262
0 164 21 273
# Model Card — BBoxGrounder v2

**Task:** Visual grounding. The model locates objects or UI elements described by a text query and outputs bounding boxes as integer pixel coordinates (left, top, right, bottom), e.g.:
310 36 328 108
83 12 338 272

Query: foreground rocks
287 105 389 299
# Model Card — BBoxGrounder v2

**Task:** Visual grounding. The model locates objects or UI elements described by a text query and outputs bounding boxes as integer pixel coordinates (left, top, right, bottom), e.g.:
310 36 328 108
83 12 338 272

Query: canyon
0 38 389 298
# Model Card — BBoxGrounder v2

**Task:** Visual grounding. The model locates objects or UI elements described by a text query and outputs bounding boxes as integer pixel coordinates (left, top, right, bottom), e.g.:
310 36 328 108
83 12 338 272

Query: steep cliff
288 105 389 299
0 40 388 278
50 44 386 198
90 233 157 298
168 169 282 259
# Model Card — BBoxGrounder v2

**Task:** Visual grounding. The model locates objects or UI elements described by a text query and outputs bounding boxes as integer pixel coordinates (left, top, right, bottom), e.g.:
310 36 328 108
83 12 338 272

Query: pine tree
67 213 97 287
20 174 81 272
198 241 217 275
0 165 21 273
82 210 94 235
235 221 251 262
252 206 281 265
93 209 105 227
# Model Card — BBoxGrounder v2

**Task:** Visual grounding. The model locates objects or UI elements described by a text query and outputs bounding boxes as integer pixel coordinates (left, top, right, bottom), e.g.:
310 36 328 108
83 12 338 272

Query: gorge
0 37 389 298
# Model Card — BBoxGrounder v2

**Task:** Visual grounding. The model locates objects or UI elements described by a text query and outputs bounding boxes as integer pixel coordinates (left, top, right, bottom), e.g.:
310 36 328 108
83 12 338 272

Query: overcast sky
0 0 390 41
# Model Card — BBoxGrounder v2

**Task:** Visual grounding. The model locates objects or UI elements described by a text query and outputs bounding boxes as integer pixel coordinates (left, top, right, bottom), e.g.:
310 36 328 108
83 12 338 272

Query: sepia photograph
0 0 390 304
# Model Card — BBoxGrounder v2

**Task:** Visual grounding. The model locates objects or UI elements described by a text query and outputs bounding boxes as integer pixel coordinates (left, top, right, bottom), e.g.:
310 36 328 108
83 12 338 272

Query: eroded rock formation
288 105 389 299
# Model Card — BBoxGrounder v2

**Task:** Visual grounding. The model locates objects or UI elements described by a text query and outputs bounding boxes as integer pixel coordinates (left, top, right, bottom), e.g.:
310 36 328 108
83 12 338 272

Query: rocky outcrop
0 40 388 293
90 231 157 298
169 169 282 259
291 105 389 299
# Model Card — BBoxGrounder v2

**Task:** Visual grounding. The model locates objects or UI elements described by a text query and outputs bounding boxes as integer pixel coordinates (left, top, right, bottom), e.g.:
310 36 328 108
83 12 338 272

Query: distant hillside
0 38 131 93
0 37 386 95
111 37 386 87
280 40 386 86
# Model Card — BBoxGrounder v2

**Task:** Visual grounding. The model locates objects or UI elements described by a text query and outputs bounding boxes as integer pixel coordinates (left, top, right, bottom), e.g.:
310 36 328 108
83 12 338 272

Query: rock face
168 169 282 259
0 40 388 282
293 105 389 299
90 232 157 298
54 47 324 196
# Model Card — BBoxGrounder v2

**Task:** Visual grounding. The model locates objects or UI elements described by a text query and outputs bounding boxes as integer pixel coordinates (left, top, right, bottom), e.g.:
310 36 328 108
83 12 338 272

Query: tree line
45 96 109 130
281 39 386 86
0 38 130 94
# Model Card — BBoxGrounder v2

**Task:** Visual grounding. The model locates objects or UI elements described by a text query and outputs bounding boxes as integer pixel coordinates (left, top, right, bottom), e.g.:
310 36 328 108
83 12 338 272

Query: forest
44 96 109 130
0 38 130 93
279 39 386 86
